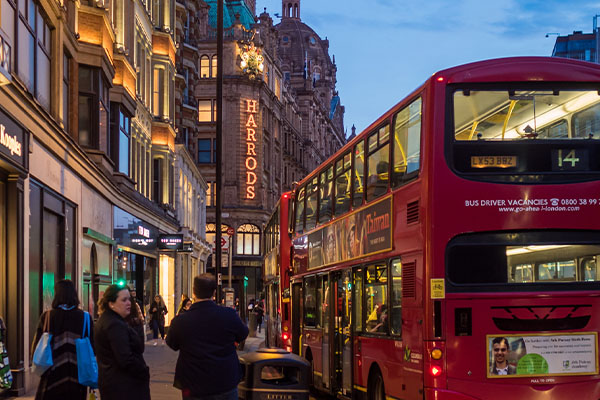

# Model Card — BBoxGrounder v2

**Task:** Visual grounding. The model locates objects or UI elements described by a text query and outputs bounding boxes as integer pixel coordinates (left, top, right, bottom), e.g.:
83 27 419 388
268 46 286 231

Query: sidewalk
10 328 265 399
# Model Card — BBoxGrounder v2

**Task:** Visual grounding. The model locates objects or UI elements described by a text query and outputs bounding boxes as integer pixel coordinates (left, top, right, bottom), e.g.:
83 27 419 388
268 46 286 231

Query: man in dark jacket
167 274 249 399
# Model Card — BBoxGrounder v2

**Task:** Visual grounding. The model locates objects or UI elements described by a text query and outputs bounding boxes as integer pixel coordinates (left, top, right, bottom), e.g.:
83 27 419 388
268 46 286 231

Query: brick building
184 0 345 302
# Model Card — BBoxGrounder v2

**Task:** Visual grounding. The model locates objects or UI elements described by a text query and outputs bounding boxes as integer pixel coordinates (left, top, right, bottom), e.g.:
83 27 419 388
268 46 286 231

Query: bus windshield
453 89 600 141
447 231 600 289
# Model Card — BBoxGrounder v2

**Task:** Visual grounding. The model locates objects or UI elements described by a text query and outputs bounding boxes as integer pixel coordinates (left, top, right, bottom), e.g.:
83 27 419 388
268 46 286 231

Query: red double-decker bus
284 57 600 399
263 192 293 350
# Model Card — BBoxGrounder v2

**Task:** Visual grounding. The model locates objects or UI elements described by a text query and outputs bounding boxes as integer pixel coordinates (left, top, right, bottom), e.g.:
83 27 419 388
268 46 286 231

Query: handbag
75 312 98 388
32 311 53 376
0 318 12 389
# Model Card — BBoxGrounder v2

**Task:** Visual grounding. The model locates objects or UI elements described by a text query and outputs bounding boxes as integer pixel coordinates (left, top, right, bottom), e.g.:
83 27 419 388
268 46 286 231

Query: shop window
28 181 77 349
236 224 260 256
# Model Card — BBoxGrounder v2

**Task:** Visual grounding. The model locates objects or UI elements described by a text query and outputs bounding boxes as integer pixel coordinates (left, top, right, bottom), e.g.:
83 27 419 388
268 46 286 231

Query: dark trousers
151 319 165 339
182 388 237 400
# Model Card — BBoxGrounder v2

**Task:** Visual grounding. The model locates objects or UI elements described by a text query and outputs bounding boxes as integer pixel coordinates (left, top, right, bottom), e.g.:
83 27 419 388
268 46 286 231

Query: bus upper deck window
393 98 422 187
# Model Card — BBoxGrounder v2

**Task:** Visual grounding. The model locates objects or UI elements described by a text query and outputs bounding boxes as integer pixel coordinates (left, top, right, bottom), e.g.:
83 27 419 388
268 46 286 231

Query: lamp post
215 0 223 303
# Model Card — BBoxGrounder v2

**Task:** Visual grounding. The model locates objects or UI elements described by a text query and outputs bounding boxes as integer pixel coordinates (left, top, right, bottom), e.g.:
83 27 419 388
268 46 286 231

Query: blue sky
255 0 600 136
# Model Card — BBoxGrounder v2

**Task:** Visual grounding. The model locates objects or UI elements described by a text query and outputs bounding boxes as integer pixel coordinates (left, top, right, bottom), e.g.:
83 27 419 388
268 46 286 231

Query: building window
9 0 51 109
153 157 163 203
200 55 210 78
197 138 215 164
198 99 216 122
206 182 215 207
153 67 165 117
78 66 109 149
236 224 260 255
183 68 189 105
211 55 217 78
109 103 131 175
62 52 70 132
183 11 190 43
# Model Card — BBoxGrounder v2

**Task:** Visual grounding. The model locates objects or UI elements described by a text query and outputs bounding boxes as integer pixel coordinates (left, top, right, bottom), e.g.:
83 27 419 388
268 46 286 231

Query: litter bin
238 348 310 399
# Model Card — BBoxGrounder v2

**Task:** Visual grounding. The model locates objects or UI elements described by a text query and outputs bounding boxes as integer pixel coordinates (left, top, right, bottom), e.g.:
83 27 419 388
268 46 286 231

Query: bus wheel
368 371 385 400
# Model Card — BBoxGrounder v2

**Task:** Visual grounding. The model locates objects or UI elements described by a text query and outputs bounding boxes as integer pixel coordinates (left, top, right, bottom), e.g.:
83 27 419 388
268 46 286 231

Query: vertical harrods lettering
244 99 258 199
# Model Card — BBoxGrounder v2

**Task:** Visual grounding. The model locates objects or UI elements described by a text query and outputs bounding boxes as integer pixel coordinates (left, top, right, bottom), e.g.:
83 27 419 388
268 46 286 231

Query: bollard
248 312 257 338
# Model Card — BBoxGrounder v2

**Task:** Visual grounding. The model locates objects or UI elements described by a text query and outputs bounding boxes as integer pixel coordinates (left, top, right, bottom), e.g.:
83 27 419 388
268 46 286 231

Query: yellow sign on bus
431 279 445 299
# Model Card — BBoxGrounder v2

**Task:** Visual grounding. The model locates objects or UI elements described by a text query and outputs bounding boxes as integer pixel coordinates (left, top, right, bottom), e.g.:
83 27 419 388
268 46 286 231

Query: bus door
333 270 353 397
291 281 302 354
321 274 331 390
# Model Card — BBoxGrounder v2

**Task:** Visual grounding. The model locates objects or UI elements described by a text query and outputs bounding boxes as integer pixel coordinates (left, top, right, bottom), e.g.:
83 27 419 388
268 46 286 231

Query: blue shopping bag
75 312 98 388
32 312 53 376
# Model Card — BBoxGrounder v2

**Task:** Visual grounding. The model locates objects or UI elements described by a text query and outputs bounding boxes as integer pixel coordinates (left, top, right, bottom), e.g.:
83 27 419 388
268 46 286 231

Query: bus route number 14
553 149 587 171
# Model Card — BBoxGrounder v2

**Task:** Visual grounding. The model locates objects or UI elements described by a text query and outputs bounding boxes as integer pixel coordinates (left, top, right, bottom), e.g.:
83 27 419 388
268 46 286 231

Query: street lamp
215 0 223 303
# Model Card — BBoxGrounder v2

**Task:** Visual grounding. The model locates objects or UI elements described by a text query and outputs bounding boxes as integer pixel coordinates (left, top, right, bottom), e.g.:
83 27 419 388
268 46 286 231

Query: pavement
10 327 266 399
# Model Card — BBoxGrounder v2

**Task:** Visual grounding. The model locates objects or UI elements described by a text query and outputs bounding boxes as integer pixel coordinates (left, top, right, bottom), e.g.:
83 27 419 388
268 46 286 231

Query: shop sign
0 108 27 170
178 242 194 253
113 206 158 250
243 99 259 200
158 234 184 250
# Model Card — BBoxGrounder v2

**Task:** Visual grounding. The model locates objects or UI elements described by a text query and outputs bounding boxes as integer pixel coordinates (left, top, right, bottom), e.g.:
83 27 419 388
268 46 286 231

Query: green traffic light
117 279 126 288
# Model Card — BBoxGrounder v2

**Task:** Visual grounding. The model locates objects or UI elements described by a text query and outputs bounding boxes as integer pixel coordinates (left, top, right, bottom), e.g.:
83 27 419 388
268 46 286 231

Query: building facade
551 16 600 63
182 0 344 304
0 0 207 394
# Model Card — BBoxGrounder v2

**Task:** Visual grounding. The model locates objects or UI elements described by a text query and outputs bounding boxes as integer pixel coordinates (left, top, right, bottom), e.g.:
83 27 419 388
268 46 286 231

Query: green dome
206 0 254 30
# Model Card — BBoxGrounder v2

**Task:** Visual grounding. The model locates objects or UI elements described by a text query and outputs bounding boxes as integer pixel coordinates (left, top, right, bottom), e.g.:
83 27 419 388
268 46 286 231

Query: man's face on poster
493 340 509 366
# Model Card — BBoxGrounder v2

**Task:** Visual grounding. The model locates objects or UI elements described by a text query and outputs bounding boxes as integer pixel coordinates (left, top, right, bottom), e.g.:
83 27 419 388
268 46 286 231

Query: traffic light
244 276 248 288
117 279 126 288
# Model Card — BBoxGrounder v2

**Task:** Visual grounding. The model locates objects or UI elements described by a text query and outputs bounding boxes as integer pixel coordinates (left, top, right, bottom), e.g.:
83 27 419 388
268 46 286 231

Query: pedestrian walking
177 298 192 316
130 290 145 320
253 302 264 333
94 284 150 400
166 274 249 399
149 294 168 346
31 280 90 400
126 293 146 347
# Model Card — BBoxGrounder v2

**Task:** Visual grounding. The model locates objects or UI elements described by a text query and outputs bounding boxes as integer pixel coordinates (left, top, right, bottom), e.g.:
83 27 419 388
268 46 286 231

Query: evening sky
256 0 600 135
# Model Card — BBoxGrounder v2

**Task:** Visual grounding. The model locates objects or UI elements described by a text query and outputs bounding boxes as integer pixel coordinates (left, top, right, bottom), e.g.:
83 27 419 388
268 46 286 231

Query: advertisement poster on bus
305 196 392 270
486 333 598 378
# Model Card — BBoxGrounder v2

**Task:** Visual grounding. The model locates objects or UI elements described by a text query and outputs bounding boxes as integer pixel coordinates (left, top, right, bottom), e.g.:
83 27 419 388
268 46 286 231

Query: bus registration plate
471 156 517 168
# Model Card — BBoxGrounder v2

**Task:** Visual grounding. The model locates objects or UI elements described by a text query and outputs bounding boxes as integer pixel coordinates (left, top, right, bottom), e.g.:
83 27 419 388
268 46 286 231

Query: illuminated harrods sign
244 99 259 199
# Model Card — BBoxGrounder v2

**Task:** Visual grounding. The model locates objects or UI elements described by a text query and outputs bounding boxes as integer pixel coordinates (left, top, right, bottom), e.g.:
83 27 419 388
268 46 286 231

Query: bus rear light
431 348 443 360
437 76 445 82
282 332 290 342
283 325 289 331
430 366 442 377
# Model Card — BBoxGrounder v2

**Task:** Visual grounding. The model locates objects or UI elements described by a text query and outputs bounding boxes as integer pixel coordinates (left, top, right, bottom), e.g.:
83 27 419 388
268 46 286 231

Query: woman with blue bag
31 280 91 400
